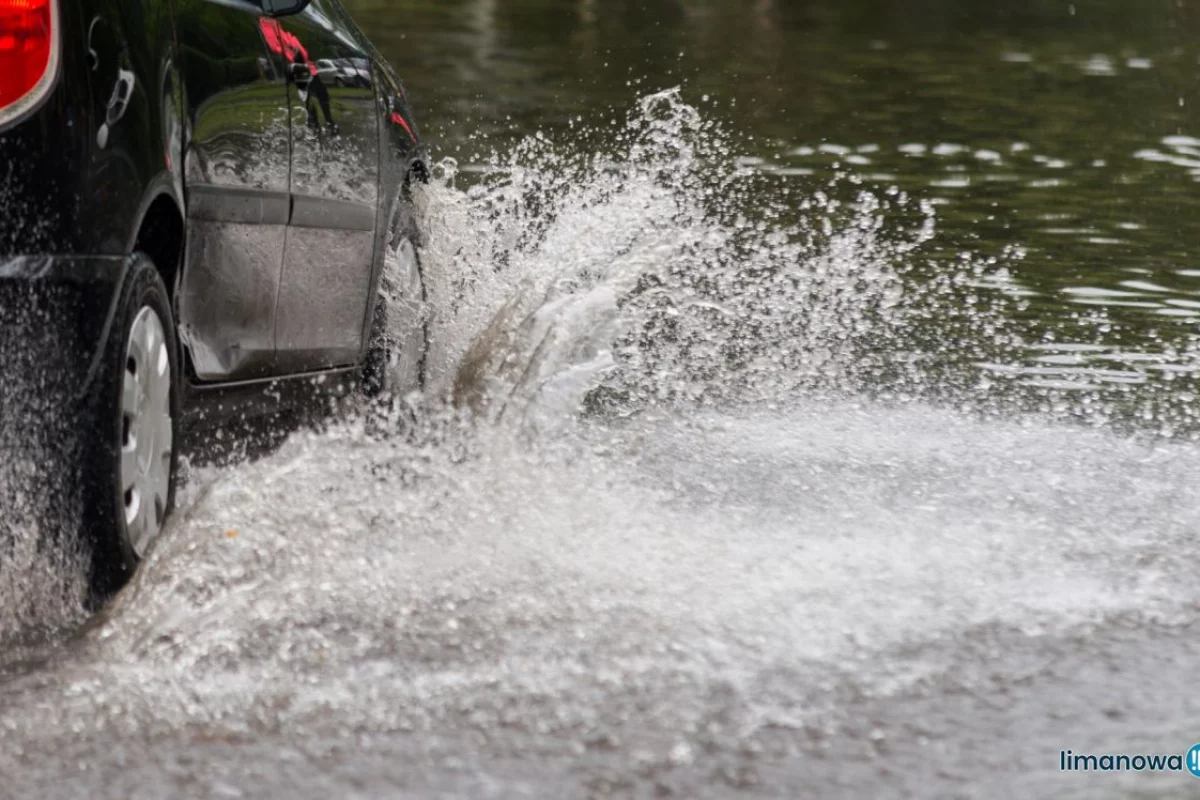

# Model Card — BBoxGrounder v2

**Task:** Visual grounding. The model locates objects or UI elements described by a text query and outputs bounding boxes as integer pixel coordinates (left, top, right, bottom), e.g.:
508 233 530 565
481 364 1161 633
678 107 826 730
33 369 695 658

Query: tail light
0 0 59 128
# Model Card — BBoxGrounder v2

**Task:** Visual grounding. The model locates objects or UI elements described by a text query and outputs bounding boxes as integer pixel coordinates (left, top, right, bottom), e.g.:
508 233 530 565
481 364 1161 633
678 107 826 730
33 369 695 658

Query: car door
268 0 380 373
175 0 292 381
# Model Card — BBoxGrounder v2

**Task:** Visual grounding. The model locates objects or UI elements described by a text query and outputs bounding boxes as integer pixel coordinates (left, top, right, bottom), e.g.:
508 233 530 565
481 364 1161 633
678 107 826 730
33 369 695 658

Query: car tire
362 191 427 398
84 254 179 598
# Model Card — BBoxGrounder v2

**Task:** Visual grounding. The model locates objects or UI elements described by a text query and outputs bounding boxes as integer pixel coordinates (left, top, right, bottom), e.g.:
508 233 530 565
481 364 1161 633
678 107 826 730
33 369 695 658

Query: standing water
4 1 1200 797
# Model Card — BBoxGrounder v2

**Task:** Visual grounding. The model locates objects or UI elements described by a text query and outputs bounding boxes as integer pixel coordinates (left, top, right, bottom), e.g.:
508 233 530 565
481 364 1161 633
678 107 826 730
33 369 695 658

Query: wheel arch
358 156 430 358
128 186 185 302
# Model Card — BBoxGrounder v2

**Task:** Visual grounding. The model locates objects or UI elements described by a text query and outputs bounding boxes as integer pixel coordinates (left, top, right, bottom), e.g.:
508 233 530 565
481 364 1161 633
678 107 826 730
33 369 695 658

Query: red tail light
0 0 58 126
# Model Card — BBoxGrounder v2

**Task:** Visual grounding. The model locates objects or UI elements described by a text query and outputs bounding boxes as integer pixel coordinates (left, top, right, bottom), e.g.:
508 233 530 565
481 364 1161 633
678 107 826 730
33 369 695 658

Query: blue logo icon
1187 744 1200 778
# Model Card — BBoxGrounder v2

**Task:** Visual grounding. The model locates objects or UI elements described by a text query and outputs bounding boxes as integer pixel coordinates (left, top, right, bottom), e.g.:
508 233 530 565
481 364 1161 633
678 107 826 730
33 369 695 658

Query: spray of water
4 92 1196 796
0 286 90 644
416 88 967 427
0 88 1030 645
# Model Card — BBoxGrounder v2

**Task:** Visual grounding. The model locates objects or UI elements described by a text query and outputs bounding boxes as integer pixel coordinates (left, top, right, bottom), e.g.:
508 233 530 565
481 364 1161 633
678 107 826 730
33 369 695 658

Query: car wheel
362 192 427 397
85 254 179 598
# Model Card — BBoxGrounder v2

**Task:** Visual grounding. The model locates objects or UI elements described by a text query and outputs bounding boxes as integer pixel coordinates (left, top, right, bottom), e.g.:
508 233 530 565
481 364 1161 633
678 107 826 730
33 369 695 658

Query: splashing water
1 90 1197 796
0 288 91 643
418 89 964 427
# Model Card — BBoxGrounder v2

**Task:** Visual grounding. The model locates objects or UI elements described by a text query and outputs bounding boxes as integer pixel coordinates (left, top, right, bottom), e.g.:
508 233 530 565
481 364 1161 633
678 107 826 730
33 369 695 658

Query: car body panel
0 0 426 410
0 254 130 401
0 0 181 261
266 0 381 373
175 0 292 381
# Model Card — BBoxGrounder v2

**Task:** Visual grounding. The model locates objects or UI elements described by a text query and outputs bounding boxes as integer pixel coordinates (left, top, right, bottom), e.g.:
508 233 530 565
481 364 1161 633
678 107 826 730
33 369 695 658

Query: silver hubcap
383 234 426 393
120 306 173 557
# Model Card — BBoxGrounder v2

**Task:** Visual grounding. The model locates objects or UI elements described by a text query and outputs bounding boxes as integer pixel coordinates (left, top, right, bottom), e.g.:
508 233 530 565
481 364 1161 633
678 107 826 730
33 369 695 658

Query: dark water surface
356 0 1200 429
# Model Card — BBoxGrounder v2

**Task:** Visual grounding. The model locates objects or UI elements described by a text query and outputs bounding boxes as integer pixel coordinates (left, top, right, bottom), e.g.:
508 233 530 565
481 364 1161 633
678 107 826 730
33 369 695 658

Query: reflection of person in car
259 18 338 136
292 51 338 135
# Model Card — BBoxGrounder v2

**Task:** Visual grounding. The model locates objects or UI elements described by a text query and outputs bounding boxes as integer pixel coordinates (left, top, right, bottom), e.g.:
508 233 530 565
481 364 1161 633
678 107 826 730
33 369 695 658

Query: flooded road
5 0 1200 797
6 403 1200 797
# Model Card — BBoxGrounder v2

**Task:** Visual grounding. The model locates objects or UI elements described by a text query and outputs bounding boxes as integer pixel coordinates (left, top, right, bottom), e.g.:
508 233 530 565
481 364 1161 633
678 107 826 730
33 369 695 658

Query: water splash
0 288 90 644
0 88 1014 641
414 89 1200 440
2 89 1200 797
414 88 986 433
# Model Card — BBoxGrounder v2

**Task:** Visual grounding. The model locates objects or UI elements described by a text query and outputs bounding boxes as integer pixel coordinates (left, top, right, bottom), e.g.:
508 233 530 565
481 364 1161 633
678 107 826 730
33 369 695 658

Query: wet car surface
1 0 428 597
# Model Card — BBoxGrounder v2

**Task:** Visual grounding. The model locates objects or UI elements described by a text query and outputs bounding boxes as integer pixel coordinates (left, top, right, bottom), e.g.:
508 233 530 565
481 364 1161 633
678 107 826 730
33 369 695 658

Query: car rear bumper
0 254 131 400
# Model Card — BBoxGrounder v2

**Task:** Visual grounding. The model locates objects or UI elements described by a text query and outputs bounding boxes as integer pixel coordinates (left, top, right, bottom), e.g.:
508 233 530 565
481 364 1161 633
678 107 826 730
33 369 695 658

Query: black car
0 0 428 595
